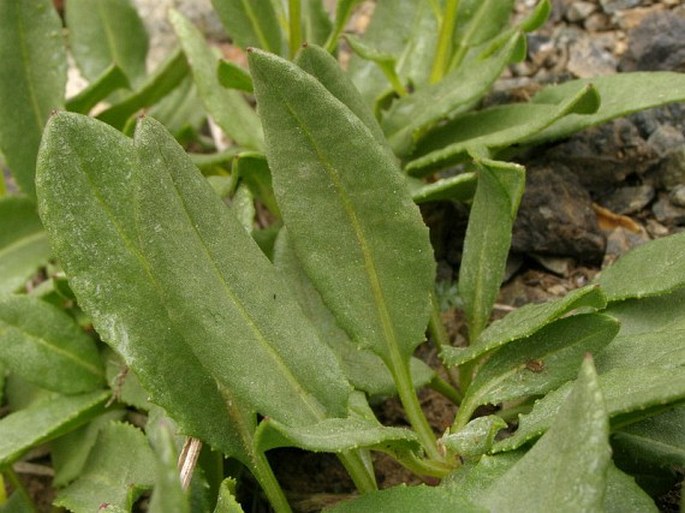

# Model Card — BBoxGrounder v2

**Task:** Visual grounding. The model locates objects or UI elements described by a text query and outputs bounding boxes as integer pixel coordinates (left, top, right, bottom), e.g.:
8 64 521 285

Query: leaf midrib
150 140 329 423
271 80 405 374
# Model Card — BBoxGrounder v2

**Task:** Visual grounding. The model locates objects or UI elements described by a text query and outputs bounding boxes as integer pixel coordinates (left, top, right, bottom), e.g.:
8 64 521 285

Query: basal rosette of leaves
0 0 684 512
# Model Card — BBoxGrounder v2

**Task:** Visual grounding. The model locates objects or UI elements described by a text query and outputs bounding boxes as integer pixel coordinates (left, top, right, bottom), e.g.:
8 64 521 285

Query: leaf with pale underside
133 116 352 427
249 49 435 378
0 294 104 394
36 112 257 466
0 0 66 198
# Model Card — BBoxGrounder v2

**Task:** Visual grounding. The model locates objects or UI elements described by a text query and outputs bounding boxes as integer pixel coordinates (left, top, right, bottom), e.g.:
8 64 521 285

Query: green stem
381 448 454 478
288 0 302 58
430 0 460 83
252 451 293 513
430 375 463 405
338 449 377 493
4 468 36 511
389 354 441 460
428 294 462 395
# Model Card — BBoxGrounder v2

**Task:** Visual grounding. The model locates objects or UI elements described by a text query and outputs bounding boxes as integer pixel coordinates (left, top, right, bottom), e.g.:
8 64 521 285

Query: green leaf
0 0 66 198
301 0 332 47
521 72 685 146
458 159 525 340
0 295 104 393
347 0 438 106
273 230 434 398
170 9 264 150
210 0 283 55
66 0 148 87
148 421 189 513
97 48 190 130
37 112 257 465
133 116 352 426
443 284 606 367
410 173 477 204
0 485 36 513
255 415 420 454
520 0 552 32
495 365 685 452
0 197 51 294
147 77 206 139
249 48 434 368
456 313 618 426
54 422 156 513
345 35 407 98
66 64 131 114
599 232 685 302
441 416 507 459
381 32 520 156
295 44 387 148
444 453 657 513
213 479 245 513
51 410 127 487
0 390 109 466
233 152 280 217
217 60 254 92
596 287 685 372
324 484 486 513
612 405 685 470
324 0 363 52
478 357 610 513
406 83 600 176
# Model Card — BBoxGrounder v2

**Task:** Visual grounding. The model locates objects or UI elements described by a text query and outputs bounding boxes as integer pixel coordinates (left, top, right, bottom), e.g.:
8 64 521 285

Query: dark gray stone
670 185 685 208
627 11 685 71
656 148 685 190
512 165 606 262
599 0 646 14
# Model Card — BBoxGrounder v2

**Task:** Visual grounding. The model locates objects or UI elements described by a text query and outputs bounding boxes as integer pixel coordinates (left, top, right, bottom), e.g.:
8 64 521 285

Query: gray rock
567 32 618 77
545 118 658 192
652 194 685 225
599 0 646 14
626 11 685 71
670 185 685 208
656 148 685 190
602 226 650 267
512 165 606 262
565 1 597 23
647 125 685 158
601 184 655 214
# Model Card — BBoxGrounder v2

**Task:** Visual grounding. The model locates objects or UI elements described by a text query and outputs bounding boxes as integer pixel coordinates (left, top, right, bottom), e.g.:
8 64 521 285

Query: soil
7 0 684 512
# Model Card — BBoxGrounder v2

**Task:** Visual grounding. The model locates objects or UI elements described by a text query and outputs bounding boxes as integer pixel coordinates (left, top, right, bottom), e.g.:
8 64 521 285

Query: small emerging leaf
442 416 507 459
217 60 254 92
214 479 245 513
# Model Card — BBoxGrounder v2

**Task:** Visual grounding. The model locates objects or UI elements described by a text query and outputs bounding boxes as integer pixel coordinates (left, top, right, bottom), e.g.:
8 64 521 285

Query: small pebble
669 185 685 208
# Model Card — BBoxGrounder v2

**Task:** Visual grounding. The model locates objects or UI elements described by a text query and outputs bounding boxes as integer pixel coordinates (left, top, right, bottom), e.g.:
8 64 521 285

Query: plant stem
430 0 460 84
430 375 463 405
428 294 463 394
252 451 293 513
388 354 441 460
288 0 302 58
338 450 377 493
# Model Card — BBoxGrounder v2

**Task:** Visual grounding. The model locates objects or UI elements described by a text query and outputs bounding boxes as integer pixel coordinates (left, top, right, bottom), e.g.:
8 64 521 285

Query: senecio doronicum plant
1 0 685 511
